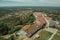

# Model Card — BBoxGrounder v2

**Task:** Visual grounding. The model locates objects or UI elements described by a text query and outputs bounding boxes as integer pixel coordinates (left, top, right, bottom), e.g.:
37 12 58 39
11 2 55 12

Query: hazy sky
0 0 60 7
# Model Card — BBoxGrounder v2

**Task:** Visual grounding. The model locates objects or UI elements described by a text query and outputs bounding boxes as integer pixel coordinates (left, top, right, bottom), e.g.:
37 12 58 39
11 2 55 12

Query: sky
0 0 60 7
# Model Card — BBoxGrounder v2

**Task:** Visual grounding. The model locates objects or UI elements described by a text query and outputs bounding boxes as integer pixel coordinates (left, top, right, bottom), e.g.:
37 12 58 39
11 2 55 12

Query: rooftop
22 12 46 37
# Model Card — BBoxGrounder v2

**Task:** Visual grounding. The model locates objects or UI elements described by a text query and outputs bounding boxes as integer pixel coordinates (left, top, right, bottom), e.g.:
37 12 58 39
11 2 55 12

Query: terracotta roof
33 12 45 24
33 12 43 19
24 22 46 37
25 23 38 34
33 12 42 14
39 18 45 24
33 12 42 16
23 25 30 31
23 23 38 35
22 12 46 37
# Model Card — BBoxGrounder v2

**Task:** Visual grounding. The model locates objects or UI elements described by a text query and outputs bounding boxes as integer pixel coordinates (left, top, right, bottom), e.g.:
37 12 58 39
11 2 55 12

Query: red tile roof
22 12 46 37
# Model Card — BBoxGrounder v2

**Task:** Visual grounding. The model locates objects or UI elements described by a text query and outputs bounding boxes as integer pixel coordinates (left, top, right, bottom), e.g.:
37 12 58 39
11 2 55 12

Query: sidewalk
44 28 58 40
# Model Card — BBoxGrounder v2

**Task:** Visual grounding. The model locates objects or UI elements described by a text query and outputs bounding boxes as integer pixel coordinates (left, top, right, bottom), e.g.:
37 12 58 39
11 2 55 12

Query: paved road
44 28 58 40
48 30 58 40
44 28 58 33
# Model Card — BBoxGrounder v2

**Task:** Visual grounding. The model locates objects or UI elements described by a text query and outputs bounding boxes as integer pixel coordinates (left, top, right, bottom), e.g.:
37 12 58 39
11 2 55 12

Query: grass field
52 31 60 40
35 30 52 40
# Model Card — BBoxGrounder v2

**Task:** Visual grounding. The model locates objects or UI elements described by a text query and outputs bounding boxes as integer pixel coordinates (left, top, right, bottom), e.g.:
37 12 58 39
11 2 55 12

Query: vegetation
35 30 52 40
0 10 13 17
0 37 7 40
0 10 35 36
52 31 60 40
19 13 35 25
33 8 60 21
0 35 19 40
0 22 22 35
0 7 60 40
7 35 18 40
49 25 56 28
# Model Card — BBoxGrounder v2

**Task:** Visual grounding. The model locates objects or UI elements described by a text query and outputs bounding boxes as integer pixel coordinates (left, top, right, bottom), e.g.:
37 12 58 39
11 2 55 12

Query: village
15 12 60 40
4 12 59 40
0 0 60 40
0 11 60 40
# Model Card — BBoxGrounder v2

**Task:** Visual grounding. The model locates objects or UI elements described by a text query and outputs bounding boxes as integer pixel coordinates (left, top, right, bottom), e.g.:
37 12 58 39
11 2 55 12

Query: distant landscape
0 7 60 40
